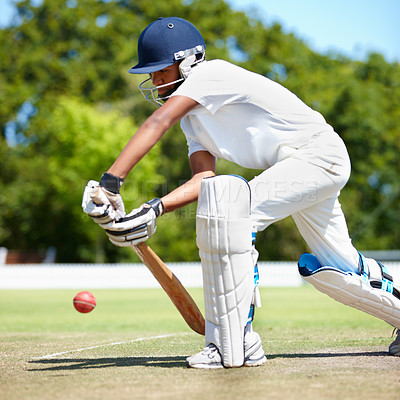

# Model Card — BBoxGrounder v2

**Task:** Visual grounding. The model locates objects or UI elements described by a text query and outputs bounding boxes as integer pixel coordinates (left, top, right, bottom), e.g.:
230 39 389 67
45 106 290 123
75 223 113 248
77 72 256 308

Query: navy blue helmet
129 17 206 75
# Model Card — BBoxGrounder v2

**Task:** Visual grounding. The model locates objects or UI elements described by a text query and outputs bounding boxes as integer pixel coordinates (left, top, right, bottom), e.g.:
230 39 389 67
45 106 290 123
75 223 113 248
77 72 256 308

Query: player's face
150 63 181 96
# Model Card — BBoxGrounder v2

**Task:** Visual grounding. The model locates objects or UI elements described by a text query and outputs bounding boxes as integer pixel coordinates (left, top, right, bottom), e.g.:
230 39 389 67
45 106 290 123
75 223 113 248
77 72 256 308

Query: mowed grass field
1 285 399 400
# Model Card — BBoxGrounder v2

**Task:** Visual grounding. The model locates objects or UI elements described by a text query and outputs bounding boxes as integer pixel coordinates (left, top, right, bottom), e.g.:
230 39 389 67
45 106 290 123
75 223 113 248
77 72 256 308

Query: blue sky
227 0 400 63
1 0 399 63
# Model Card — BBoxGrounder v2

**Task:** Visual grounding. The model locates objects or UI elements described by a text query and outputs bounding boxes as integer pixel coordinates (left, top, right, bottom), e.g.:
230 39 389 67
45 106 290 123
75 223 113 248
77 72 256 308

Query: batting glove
82 175 125 225
103 198 164 247
98 172 125 218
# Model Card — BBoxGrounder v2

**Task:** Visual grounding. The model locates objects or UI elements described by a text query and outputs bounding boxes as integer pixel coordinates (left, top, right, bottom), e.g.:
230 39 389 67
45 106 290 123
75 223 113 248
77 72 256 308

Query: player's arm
82 96 214 247
161 150 216 213
82 95 198 220
107 95 198 179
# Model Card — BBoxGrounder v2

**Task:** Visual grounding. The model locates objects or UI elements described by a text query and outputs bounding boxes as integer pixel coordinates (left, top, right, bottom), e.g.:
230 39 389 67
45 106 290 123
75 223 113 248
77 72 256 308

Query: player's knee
196 175 253 254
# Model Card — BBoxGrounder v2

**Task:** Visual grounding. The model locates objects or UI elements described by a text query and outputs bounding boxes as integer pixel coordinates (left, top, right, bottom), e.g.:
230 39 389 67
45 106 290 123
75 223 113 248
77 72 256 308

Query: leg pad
299 253 400 329
197 175 254 367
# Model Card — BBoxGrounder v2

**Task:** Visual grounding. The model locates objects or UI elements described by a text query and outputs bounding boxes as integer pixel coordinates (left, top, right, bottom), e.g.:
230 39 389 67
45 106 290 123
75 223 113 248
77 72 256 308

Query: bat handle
87 182 110 206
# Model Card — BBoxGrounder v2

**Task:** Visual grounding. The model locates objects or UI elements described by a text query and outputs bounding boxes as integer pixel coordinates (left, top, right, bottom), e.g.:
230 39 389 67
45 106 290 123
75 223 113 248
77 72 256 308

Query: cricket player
82 17 400 367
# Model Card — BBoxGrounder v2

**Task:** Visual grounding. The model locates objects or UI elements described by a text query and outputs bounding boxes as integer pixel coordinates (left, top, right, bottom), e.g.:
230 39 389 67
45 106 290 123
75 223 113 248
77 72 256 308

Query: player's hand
103 198 164 247
97 172 125 217
82 177 125 224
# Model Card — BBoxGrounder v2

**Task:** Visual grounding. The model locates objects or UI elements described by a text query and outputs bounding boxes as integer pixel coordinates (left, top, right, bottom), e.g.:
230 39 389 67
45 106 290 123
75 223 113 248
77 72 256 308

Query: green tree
1 0 399 262
1 97 162 262
326 54 400 250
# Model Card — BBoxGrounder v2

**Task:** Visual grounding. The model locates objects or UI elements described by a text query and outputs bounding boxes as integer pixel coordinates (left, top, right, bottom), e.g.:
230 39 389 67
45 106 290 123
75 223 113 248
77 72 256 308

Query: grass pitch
1 286 399 400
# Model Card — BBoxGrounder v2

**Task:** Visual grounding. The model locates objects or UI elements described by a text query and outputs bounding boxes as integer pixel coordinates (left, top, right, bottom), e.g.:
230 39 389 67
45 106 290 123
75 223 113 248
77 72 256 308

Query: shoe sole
186 357 267 368
186 361 223 369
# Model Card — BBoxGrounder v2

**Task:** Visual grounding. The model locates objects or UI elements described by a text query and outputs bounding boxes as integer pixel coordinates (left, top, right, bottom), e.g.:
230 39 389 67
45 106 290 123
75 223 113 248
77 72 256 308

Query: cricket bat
132 242 205 335
87 183 205 335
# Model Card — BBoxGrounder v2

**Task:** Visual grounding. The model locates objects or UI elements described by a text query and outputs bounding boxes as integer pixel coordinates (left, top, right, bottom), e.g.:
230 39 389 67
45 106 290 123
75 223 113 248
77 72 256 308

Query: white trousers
249 131 360 273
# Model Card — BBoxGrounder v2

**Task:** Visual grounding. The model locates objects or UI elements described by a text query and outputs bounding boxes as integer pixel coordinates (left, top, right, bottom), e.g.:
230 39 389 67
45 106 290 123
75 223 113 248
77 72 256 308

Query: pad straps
248 231 261 325
378 262 394 293
358 253 394 294
246 262 259 324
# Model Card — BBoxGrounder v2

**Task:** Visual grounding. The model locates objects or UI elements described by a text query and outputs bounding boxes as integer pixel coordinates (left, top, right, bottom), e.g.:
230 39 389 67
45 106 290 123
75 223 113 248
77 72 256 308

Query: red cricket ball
73 291 96 313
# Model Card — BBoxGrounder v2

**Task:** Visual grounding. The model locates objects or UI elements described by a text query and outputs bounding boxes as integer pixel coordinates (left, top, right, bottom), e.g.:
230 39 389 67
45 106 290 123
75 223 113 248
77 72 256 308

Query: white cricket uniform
171 59 360 272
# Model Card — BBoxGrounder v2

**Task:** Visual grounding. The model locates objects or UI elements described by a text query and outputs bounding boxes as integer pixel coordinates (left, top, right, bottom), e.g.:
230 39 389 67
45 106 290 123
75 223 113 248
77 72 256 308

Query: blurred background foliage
0 0 399 262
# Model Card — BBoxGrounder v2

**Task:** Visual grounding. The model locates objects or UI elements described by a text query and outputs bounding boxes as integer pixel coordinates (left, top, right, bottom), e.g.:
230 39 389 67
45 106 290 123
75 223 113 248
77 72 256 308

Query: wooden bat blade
132 242 205 335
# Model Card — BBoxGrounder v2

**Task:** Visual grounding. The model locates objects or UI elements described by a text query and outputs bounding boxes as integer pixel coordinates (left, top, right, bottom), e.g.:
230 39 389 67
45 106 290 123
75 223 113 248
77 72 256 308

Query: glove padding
82 180 125 224
103 198 164 247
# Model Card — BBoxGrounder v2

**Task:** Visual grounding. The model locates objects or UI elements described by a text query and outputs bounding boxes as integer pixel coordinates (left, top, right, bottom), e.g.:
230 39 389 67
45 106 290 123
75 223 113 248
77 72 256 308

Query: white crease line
33 334 175 360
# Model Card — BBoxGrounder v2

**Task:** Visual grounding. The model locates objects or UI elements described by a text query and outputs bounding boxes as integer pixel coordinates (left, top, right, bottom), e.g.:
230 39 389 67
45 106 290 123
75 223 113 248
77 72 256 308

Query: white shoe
186 331 266 369
243 331 267 367
389 329 400 356
186 343 223 369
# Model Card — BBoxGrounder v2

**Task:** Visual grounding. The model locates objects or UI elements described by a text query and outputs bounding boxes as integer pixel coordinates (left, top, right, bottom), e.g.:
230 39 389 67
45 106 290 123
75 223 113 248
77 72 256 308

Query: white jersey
169 59 396 342
172 59 336 169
